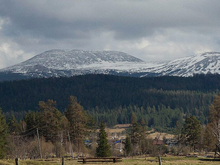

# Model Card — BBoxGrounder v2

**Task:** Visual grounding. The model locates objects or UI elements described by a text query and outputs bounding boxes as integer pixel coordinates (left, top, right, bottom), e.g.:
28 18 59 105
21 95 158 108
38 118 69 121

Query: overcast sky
0 0 220 69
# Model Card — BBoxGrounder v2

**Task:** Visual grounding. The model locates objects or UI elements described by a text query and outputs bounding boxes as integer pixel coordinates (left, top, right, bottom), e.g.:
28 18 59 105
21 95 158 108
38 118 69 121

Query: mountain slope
0 49 151 78
1 50 220 81
144 52 220 77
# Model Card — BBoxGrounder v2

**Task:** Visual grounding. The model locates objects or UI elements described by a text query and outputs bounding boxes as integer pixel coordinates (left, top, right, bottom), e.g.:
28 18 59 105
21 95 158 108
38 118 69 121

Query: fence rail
78 157 122 164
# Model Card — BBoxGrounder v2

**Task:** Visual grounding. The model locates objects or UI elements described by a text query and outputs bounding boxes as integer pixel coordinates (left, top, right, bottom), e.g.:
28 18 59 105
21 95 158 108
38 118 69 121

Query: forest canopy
0 74 219 130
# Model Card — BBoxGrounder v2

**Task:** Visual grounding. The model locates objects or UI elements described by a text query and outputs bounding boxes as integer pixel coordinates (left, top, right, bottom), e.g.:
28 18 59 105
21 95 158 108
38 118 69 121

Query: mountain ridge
1 49 220 81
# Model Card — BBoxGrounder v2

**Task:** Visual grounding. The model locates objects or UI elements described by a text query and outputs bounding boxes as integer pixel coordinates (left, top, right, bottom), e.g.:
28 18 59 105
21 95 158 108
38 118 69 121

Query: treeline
0 74 220 129
0 96 97 159
1 95 220 159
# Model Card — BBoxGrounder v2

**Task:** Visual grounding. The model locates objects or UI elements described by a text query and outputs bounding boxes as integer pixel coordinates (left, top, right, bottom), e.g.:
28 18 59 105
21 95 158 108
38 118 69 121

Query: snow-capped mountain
0 49 153 78
1 50 220 80
142 52 220 77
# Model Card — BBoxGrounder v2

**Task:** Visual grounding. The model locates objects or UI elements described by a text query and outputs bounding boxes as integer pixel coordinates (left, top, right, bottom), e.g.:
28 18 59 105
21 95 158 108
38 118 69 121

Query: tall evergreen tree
38 99 63 142
139 119 147 154
130 113 141 145
0 108 8 158
181 116 202 150
129 113 142 155
124 136 132 157
7 114 19 134
209 94 220 146
96 121 111 157
203 123 216 151
65 96 87 153
24 111 39 137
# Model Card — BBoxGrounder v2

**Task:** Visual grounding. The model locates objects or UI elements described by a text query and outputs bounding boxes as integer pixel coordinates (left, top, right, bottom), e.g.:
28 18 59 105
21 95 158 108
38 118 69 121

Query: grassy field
105 127 174 140
1 156 220 165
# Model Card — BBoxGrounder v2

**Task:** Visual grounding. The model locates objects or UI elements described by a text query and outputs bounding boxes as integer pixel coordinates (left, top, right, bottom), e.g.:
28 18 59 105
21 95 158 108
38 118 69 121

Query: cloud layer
0 0 220 68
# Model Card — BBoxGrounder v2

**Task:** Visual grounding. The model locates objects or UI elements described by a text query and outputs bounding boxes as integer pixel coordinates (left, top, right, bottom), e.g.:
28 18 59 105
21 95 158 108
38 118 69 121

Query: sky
0 0 220 69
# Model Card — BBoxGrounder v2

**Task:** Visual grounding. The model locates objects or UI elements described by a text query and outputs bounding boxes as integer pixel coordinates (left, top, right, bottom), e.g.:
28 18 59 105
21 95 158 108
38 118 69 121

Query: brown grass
104 127 175 140
1 156 220 165
147 132 175 140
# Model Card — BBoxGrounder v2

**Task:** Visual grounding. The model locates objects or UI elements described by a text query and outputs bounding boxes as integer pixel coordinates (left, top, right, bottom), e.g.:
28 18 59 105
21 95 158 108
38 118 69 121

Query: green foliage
96 121 111 157
209 94 220 122
65 96 88 152
38 100 64 142
203 123 216 151
0 74 217 121
181 116 202 149
124 136 132 156
130 113 141 145
90 105 183 132
0 108 7 158
208 94 220 146
24 111 39 137
0 74 219 133
7 114 19 134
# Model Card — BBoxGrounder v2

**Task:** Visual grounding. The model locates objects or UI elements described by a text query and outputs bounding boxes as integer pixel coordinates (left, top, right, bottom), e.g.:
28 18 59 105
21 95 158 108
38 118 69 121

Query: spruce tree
0 108 7 158
203 123 216 151
96 121 111 157
124 136 132 157
38 99 62 142
24 111 39 137
209 94 220 146
130 113 141 145
65 96 87 153
181 116 202 150
130 113 141 155
8 114 19 134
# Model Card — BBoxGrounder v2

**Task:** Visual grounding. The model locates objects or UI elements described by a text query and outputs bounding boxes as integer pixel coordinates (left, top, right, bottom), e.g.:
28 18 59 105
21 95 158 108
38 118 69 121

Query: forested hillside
0 74 219 131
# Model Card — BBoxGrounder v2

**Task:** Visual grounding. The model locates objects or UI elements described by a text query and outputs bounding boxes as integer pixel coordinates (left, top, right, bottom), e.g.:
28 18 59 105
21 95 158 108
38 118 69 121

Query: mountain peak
32 49 144 63
1 50 220 81
0 49 145 78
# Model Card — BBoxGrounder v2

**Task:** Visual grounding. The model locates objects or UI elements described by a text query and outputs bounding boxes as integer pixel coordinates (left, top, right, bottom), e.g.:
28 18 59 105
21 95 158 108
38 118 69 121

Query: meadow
1 156 220 165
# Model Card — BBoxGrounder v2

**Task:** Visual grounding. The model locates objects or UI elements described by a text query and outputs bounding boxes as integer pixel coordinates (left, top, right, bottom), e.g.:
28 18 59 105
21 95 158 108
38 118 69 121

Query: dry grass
147 132 175 140
1 156 220 165
103 127 175 140
106 128 126 133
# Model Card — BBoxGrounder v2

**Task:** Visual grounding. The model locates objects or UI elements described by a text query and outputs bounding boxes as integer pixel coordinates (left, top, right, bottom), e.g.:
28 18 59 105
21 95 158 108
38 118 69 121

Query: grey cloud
1 0 220 68
2 0 220 41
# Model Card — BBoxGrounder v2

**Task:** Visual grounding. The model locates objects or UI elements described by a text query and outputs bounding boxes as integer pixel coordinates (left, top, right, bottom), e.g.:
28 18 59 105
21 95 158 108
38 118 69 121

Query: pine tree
181 116 202 150
96 121 111 157
130 113 141 145
7 114 19 134
38 99 62 142
0 108 8 158
203 123 216 151
24 111 39 137
139 118 147 155
209 94 220 145
124 136 132 157
65 96 87 153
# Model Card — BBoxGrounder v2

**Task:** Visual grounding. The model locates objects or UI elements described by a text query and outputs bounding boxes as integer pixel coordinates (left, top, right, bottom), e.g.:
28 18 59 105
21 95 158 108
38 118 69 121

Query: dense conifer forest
0 74 220 131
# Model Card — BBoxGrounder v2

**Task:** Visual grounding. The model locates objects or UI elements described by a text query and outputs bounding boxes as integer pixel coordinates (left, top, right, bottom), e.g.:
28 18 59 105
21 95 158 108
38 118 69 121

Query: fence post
158 155 162 165
62 157 64 165
15 158 19 165
83 158 86 164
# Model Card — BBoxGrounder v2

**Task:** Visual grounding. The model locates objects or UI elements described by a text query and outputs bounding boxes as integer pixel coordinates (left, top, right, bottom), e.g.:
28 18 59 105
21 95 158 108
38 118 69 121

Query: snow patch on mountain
1 49 157 77
1 50 220 78
142 52 220 77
